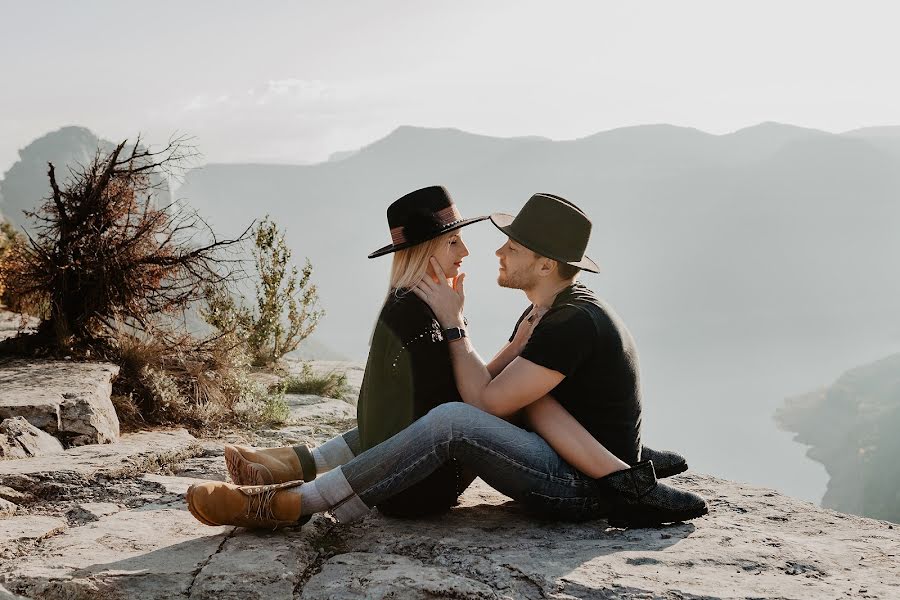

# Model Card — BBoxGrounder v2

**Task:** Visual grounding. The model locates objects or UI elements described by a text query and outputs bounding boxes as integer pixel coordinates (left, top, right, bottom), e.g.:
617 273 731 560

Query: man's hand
412 257 465 328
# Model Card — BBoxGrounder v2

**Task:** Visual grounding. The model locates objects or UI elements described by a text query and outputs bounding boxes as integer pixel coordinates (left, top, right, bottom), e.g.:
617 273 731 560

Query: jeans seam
356 446 443 502
462 436 594 489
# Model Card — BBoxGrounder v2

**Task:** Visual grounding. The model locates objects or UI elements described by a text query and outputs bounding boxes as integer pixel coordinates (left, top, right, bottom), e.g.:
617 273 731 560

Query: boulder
0 359 120 446
0 486 28 504
0 417 64 459
0 498 16 518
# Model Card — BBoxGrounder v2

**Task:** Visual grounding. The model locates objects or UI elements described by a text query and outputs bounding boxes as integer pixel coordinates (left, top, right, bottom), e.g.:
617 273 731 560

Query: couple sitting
186 186 708 529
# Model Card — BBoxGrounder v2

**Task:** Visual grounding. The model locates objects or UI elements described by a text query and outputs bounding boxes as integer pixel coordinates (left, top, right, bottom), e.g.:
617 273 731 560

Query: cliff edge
0 361 897 599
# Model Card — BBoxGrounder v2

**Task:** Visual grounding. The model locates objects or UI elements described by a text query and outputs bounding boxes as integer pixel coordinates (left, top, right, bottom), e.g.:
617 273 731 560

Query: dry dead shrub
1 136 248 351
0 136 295 433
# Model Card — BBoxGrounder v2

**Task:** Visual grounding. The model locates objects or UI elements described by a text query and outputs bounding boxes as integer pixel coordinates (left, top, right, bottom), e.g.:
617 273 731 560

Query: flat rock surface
287 397 356 424
0 358 120 445
0 515 67 543
2 470 898 599
0 361 898 599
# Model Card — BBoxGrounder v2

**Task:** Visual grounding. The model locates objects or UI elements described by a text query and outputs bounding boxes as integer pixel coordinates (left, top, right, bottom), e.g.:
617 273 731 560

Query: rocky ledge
0 362 898 599
0 358 120 447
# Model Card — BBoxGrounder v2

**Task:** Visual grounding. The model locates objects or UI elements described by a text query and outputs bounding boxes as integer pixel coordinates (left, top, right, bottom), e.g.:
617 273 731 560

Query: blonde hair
389 231 454 294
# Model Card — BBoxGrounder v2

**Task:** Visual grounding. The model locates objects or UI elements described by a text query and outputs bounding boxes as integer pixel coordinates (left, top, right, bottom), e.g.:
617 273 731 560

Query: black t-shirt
510 282 643 464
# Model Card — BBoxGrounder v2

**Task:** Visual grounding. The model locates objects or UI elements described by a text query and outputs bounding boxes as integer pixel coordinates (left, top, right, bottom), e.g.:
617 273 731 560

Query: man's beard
497 268 533 291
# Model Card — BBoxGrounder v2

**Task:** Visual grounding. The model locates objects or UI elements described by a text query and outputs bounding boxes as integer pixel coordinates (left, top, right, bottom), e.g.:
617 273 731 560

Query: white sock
294 480 329 516
311 447 330 474
310 434 355 473
294 467 371 523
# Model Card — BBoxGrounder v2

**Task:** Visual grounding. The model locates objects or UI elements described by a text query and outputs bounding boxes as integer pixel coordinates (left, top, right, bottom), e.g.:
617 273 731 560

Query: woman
191 186 665 527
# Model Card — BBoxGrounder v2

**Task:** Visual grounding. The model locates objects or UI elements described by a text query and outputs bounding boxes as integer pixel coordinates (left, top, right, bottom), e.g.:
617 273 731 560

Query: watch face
443 327 465 341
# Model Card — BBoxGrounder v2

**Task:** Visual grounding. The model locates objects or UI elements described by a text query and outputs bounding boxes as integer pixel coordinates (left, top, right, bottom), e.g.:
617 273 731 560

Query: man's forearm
486 341 521 378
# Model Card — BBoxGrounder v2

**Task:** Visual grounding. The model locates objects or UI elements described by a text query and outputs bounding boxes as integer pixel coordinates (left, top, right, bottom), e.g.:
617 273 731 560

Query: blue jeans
319 402 613 522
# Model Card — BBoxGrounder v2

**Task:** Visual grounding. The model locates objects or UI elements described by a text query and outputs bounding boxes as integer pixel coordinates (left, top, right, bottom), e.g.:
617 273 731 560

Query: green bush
280 363 351 399
203 215 323 368
229 372 291 426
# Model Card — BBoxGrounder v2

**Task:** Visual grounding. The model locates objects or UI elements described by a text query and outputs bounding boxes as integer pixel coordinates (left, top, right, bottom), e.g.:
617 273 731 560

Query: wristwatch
442 326 467 342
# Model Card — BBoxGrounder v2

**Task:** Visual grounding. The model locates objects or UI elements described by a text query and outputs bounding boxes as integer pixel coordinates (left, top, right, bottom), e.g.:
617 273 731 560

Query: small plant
232 373 291 425
279 363 351 399
203 215 323 368
0 220 24 306
111 326 291 433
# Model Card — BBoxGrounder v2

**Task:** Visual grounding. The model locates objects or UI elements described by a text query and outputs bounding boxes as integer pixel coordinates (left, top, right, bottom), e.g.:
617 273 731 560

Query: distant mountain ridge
173 121 900 356
1 126 105 230
0 126 171 233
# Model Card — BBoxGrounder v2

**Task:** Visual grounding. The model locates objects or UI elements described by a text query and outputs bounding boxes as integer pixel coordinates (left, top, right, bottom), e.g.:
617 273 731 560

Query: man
187 193 708 529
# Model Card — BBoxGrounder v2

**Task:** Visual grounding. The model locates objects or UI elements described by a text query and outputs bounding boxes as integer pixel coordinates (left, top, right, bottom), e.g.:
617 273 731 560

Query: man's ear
536 256 555 278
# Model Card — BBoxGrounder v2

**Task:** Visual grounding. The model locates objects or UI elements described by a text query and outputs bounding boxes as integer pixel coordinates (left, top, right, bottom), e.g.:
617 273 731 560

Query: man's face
495 238 539 290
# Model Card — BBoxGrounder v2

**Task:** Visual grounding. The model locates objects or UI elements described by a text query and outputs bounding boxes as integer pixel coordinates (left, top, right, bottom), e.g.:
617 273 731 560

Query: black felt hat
490 193 599 273
368 186 488 259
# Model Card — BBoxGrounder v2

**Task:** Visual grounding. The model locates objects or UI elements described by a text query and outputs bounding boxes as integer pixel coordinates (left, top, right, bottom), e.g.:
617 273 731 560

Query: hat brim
489 213 599 273
368 215 490 259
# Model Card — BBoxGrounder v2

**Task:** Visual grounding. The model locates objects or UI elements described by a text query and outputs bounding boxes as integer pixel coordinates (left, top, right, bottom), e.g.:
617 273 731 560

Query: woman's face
429 232 470 280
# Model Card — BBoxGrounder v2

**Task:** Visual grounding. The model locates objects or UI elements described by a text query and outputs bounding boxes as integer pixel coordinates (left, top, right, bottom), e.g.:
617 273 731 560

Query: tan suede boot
185 480 308 529
224 444 313 485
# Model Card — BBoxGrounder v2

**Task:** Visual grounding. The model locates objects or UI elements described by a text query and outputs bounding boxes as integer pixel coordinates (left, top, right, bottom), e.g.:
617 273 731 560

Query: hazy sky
3 1 900 173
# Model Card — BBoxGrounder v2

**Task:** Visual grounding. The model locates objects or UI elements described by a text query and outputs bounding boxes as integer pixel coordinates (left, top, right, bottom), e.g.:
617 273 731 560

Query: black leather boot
639 446 688 478
598 460 708 528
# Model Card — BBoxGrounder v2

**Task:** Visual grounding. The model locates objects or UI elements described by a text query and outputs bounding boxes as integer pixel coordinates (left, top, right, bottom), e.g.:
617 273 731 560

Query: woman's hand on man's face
412 257 466 328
